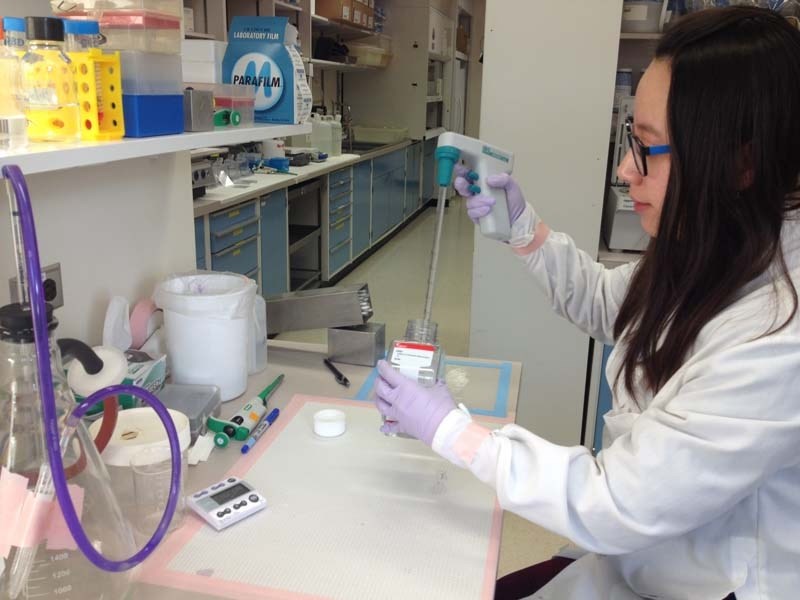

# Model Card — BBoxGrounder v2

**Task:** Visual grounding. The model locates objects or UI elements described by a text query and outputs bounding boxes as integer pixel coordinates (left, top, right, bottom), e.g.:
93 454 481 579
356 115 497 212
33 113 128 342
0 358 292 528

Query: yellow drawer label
233 249 241 257
227 209 240 218
233 228 243 236
336 224 345 231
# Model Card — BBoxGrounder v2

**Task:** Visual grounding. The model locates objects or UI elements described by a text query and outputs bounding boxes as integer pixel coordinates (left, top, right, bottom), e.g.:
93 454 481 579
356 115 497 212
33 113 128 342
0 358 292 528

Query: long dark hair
614 7 800 397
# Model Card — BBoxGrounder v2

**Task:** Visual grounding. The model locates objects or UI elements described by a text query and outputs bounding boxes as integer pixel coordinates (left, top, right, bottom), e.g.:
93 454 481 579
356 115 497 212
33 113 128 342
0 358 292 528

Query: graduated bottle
19 17 80 142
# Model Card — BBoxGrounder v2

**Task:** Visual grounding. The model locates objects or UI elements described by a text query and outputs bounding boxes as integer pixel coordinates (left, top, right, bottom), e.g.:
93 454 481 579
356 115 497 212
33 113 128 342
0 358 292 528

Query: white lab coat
432 208 800 599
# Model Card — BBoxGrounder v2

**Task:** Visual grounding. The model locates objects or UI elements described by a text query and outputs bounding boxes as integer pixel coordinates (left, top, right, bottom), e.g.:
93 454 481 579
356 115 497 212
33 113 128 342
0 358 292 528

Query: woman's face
617 59 672 237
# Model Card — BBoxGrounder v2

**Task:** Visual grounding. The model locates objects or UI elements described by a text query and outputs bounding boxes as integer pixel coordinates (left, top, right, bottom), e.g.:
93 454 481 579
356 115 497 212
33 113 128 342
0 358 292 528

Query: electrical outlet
8 263 64 309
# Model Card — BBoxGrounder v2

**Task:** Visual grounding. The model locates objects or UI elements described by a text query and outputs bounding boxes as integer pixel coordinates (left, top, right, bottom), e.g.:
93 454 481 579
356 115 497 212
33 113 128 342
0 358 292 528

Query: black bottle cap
0 302 58 343
25 17 65 43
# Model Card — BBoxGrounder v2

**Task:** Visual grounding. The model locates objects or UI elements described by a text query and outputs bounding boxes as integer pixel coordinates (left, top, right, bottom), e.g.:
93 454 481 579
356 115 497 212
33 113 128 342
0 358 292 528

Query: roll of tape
130 298 159 350
313 409 347 438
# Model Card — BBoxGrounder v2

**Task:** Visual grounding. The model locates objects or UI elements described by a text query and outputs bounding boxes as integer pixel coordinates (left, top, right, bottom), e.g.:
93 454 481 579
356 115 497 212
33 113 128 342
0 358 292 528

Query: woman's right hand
453 165 529 225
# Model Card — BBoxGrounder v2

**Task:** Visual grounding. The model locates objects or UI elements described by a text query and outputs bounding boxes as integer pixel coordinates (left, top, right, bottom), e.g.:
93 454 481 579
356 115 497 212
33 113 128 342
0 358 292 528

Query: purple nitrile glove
373 360 456 445
453 165 527 225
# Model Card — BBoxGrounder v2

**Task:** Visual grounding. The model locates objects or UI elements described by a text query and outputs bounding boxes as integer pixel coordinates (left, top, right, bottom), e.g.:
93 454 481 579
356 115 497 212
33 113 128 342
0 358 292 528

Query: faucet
334 102 354 153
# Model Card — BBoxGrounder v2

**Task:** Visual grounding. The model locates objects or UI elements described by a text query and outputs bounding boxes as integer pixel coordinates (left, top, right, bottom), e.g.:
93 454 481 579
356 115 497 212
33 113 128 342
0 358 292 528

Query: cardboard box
352 1 363 27
367 9 374 30
316 0 353 22
456 25 469 54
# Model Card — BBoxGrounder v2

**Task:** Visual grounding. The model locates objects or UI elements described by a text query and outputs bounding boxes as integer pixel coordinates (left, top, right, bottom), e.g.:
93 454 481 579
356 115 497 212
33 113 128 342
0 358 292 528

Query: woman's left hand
373 360 456 444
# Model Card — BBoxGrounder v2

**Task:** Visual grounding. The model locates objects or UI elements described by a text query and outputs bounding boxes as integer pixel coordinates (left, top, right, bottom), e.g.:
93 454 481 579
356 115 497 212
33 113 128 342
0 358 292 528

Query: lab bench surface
193 140 413 218
130 339 522 600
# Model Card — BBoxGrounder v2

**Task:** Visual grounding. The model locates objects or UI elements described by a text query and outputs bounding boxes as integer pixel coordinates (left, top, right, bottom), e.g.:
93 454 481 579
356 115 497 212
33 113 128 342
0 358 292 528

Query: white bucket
154 271 256 401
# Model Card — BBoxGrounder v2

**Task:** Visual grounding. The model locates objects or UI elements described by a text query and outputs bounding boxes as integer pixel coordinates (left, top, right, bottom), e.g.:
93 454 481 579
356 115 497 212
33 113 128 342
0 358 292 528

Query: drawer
373 150 405 177
194 217 205 260
330 190 352 213
211 236 258 275
196 256 206 270
209 201 257 235
329 239 351 275
330 167 352 187
329 201 352 224
209 218 259 254
329 215 351 249
329 176 351 199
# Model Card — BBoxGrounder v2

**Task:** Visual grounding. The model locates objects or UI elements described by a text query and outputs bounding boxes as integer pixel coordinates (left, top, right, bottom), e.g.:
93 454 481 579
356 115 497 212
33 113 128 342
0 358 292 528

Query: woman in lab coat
373 7 800 600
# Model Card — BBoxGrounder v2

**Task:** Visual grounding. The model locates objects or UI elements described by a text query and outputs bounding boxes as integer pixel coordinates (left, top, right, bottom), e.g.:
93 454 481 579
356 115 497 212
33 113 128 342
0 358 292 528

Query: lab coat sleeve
509 204 637 345
432 334 800 555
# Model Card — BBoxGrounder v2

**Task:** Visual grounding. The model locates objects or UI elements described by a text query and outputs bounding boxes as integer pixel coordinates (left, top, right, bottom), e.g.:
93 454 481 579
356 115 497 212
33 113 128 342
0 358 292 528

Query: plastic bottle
20 17 80 142
0 26 27 151
319 115 334 156
64 20 106 130
331 114 343 156
383 319 445 436
310 112 333 156
2 17 26 52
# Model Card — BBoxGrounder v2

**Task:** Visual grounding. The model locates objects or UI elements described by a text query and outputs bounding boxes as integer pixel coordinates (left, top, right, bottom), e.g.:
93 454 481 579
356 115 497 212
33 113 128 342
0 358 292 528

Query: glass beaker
0 302 135 600
131 446 187 540
19 17 80 142
0 37 27 152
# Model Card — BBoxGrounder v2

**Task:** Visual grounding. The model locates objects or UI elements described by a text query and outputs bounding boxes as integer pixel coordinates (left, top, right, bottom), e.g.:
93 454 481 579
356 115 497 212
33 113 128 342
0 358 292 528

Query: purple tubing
2 164 182 572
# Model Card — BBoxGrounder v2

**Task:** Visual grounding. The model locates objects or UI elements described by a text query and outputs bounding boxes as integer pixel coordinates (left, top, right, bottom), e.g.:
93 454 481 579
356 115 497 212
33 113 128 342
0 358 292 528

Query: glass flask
0 302 135 600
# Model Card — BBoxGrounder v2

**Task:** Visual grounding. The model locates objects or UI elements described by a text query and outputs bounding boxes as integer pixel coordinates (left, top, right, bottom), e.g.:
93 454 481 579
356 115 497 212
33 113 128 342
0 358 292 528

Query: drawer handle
331 239 351 253
331 216 351 229
215 236 257 258
245 267 258 279
212 216 259 238
330 203 352 216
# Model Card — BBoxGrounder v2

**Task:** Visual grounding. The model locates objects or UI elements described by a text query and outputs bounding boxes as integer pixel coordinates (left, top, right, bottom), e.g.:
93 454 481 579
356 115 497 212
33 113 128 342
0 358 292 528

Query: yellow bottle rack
70 48 125 141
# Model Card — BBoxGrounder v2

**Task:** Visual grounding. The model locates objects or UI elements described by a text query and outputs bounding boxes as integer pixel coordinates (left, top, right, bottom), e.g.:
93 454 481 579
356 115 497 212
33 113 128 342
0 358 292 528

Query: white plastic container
311 113 334 155
153 272 256 401
121 50 182 94
348 43 391 67
621 0 665 33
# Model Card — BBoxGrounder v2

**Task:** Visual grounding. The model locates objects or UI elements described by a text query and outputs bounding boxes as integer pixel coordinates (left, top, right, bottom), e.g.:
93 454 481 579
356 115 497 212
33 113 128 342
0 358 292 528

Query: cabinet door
372 172 390 240
423 138 437 204
405 143 422 217
353 161 372 257
260 189 289 296
388 167 404 229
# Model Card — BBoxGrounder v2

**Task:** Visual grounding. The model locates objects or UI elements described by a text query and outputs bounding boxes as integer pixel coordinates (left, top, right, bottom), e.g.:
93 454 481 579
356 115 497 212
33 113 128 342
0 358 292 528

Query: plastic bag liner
153 271 257 401
153 271 256 319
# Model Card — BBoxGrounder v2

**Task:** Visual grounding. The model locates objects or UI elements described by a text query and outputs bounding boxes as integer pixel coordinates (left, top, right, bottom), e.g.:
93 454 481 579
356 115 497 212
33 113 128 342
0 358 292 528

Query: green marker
206 374 285 448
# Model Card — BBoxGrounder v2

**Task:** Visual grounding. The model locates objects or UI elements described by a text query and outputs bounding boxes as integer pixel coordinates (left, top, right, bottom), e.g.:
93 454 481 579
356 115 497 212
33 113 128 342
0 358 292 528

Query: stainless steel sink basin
347 141 392 155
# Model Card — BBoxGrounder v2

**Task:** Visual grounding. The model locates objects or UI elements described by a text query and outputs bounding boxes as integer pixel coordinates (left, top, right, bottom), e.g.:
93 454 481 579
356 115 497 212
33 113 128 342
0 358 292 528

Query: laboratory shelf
455 51 469 62
309 58 378 72
288 225 321 254
184 32 216 40
620 33 661 40
0 123 311 175
275 0 303 11
426 95 443 103
311 14 383 41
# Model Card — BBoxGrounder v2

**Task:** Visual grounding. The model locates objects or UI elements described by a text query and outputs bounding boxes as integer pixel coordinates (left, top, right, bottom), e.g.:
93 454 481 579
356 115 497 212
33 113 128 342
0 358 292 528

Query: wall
470 1 623 445
0 0 51 16
0 155 195 344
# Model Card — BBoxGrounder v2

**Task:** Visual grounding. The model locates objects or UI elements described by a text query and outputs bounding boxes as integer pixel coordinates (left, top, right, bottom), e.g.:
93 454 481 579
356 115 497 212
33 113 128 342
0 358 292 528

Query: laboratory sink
347 141 394 155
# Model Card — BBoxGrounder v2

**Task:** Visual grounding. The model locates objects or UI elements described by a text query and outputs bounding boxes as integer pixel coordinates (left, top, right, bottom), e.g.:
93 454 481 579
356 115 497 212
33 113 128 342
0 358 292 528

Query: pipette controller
435 132 515 241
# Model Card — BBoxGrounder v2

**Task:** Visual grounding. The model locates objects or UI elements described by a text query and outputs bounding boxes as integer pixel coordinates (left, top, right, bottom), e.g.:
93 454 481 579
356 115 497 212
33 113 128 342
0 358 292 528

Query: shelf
455 51 469 61
426 95 443 103
428 51 451 62
309 58 378 72
311 14 380 41
288 225 321 254
425 127 446 140
275 0 303 11
0 123 311 175
184 31 216 40
620 32 661 40
290 269 321 291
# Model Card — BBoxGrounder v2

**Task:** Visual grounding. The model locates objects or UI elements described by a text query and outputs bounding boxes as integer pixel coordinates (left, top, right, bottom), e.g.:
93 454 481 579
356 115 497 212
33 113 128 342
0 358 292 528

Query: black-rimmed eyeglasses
625 116 670 176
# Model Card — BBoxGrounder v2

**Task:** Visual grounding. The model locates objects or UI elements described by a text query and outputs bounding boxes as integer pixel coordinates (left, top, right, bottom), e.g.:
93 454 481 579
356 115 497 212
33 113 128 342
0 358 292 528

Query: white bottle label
391 342 436 381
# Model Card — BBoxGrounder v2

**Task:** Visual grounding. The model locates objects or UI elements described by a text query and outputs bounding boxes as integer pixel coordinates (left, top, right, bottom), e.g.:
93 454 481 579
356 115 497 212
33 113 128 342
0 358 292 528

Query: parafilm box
222 17 312 125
